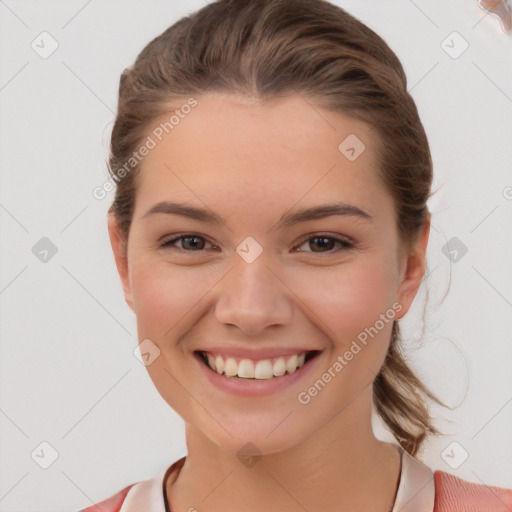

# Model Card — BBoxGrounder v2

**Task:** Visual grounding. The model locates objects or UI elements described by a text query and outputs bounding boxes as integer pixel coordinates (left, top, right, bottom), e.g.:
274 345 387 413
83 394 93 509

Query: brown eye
296 235 353 254
160 234 211 251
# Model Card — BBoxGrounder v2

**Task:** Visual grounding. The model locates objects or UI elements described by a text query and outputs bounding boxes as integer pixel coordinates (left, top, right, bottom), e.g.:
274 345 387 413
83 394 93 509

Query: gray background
0 1 511 510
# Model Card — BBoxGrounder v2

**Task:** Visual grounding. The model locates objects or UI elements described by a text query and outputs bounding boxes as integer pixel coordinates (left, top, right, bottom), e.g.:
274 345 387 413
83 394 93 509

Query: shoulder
75 457 185 512
433 469 512 512
76 483 135 512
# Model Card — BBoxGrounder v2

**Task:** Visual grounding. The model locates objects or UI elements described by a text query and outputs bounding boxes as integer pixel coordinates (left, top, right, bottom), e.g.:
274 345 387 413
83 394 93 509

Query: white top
119 447 435 512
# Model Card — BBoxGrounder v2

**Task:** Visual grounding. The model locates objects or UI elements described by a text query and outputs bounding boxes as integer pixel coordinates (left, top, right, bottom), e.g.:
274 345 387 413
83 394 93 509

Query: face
109 92 429 455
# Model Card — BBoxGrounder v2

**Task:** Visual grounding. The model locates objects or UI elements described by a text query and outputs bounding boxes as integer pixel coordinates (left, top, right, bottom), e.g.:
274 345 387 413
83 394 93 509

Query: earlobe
394 217 430 320
107 212 134 312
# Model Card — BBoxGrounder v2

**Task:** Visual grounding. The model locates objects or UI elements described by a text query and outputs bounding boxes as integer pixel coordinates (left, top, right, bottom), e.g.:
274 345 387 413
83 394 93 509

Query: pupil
184 236 204 250
311 237 333 252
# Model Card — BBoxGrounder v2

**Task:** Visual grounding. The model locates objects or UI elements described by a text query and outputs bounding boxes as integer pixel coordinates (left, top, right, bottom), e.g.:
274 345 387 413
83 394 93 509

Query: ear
394 214 430 320
107 211 134 312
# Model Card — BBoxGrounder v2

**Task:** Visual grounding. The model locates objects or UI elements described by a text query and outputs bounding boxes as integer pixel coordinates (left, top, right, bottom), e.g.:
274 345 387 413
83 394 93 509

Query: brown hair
108 0 447 456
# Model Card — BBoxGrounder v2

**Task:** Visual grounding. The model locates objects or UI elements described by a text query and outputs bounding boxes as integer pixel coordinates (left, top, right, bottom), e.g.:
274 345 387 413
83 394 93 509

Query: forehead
134 93 391 223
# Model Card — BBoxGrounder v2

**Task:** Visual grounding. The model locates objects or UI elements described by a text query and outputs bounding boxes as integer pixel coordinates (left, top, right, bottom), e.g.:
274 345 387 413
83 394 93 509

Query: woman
79 0 512 510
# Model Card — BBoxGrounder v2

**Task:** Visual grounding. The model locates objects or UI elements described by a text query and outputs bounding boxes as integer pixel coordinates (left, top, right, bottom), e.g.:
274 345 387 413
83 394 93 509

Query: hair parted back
108 0 447 457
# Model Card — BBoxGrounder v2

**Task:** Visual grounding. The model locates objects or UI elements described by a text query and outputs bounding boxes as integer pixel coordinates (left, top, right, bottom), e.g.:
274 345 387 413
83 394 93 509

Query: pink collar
119 447 435 512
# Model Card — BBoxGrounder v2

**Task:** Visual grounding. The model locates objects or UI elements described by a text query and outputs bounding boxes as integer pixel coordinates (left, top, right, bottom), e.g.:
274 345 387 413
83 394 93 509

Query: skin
108 92 430 511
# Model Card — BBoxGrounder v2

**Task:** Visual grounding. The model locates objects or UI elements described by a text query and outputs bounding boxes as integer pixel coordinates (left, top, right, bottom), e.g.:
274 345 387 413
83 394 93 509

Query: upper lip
195 347 322 360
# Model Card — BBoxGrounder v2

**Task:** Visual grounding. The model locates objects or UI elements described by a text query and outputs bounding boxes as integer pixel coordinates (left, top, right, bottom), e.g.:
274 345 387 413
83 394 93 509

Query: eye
159 234 215 252
158 233 354 255
294 234 354 254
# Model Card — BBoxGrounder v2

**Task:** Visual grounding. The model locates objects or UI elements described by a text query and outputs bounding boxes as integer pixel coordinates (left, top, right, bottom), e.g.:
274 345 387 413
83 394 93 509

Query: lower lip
194 351 322 397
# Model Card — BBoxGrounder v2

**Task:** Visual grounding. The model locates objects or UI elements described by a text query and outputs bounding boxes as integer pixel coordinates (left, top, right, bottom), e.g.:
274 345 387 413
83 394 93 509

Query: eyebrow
140 201 373 228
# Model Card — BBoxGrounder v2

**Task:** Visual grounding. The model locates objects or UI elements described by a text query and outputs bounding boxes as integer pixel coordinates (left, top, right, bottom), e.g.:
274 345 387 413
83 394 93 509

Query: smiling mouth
195 350 322 380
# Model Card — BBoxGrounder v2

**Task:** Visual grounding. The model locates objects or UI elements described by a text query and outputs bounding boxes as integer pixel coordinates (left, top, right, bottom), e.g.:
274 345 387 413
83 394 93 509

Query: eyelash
158 233 354 255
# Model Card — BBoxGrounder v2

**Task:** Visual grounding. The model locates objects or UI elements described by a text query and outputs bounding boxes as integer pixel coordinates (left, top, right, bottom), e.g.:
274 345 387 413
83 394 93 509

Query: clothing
77 447 512 512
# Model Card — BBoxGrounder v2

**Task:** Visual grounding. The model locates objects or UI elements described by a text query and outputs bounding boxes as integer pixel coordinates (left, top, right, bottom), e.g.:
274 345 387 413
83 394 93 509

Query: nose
214 253 294 336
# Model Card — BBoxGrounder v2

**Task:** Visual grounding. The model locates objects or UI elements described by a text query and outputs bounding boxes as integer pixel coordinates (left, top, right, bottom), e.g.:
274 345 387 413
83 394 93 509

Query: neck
166 393 401 512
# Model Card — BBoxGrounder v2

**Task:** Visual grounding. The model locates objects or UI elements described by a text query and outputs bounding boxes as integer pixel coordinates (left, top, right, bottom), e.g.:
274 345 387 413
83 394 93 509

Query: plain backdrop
0 1 511 511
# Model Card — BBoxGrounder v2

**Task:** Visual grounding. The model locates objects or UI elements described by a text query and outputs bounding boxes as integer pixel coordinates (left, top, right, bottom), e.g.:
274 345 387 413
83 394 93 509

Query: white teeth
224 357 238 377
238 359 255 378
273 357 286 377
202 351 310 379
206 353 216 370
286 354 298 374
215 355 224 375
255 359 273 379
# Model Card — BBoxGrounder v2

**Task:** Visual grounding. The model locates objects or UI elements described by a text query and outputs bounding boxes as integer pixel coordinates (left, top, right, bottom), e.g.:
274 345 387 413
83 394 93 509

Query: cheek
130 257 230 346
129 262 212 417
130 262 202 340
287 256 398 342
